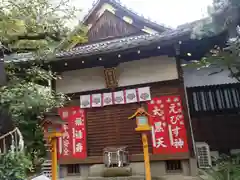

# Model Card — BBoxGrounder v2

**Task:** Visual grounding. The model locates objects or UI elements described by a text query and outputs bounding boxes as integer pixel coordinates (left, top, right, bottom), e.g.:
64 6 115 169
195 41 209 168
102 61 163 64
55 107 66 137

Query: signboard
58 107 87 159
148 95 189 154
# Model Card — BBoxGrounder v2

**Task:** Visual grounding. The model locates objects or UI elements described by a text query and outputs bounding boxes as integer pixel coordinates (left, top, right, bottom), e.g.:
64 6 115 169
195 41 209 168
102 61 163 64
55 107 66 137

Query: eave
3 20 228 73
55 27 192 60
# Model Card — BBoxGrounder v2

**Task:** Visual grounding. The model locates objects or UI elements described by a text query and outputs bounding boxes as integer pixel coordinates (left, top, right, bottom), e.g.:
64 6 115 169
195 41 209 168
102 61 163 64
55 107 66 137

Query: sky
71 0 213 28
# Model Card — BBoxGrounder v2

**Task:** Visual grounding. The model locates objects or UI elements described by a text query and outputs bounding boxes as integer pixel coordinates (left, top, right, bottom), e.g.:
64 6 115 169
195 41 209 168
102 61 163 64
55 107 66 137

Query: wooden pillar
142 133 151 180
0 58 6 86
174 42 196 157
51 137 58 180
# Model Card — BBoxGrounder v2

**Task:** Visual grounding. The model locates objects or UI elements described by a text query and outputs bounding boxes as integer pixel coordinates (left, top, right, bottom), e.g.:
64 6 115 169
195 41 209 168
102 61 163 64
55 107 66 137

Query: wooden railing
0 127 24 154
186 83 240 116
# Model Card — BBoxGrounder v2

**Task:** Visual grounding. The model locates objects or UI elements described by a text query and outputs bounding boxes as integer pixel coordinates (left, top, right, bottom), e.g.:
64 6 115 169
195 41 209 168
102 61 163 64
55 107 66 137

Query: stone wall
60 158 197 179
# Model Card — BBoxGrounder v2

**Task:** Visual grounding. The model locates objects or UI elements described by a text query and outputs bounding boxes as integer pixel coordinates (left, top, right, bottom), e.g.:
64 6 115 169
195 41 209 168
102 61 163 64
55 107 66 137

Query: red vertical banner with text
148 98 171 154
70 109 87 159
165 95 189 153
58 107 87 159
148 95 189 154
58 107 72 159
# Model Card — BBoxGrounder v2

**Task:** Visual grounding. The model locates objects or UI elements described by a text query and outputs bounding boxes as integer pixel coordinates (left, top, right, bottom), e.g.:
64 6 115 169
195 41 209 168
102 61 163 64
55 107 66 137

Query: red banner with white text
57 107 87 159
148 95 189 154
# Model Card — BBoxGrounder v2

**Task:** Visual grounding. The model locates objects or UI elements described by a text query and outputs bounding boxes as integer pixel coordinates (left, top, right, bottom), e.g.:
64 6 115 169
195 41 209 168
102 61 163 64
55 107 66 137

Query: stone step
68 175 202 180
158 175 202 180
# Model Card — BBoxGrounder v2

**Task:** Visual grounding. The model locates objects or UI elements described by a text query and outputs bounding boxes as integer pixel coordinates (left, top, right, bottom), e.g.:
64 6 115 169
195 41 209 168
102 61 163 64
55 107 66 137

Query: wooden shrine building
1 0 231 179
45 0 230 179
43 0 231 179
1 0 238 177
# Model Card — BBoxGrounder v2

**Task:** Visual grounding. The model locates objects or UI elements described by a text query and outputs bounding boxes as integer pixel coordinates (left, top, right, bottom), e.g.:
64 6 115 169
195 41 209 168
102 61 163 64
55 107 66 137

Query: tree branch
12 32 62 42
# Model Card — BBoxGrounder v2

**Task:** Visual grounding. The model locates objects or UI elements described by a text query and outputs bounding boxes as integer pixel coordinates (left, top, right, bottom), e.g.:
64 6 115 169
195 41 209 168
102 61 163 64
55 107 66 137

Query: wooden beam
174 43 196 158
0 59 6 86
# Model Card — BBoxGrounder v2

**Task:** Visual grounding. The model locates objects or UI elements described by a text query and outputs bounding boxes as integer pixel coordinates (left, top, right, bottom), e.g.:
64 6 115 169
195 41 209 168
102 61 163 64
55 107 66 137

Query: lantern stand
41 112 66 180
128 107 152 180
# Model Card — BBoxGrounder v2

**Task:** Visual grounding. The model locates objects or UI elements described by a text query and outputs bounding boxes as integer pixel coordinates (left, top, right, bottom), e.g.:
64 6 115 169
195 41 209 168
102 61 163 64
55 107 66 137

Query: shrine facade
47 0 227 179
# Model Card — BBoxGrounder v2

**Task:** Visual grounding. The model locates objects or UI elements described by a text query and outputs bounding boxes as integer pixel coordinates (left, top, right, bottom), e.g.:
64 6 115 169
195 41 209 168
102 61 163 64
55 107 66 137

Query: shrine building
38 0 228 179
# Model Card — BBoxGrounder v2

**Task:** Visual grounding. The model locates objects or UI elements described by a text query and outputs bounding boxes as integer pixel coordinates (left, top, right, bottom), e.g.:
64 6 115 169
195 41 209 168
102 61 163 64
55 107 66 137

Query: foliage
199 154 240 180
187 0 240 83
0 0 87 174
193 0 240 39
0 151 33 180
182 35 240 82
0 0 87 53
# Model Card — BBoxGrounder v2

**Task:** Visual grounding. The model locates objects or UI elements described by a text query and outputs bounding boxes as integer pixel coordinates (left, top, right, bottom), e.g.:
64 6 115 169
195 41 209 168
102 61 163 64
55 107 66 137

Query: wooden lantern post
0 51 6 86
41 112 66 180
128 107 152 180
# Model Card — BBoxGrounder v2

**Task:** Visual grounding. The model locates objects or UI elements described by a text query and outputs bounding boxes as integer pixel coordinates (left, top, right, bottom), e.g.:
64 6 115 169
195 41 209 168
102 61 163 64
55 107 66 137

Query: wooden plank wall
87 11 143 42
187 84 240 152
70 80 180 157
192 114 240 152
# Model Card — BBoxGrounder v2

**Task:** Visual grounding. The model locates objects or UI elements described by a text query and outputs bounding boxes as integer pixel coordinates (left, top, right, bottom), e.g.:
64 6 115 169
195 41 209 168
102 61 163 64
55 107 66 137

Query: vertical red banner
70 110 87 159
58 107 72 159
165 95 189 153
148 98 170 154
148 95 189 154
58 107 87 159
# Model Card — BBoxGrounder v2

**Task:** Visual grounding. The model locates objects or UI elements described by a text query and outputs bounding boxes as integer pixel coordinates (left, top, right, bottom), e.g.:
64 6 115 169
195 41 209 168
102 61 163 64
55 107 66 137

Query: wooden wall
69 80 180 156
187 83 240 152
192 114 240 152
87 11 142 42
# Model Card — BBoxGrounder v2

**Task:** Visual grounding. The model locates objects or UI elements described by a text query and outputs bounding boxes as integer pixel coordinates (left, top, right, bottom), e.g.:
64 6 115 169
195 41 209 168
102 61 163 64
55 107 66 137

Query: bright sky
72 0 213 28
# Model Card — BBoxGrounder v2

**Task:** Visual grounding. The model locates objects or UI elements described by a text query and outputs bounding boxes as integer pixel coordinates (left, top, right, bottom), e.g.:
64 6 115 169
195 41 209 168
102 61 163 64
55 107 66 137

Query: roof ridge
71 26 189 51
82 0 172 31
55 27 191 58
66 33 160 52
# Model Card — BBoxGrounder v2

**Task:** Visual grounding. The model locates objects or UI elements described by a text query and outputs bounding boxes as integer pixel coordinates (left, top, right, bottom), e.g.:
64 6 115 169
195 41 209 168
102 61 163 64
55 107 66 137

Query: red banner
148 95 189 154
70 111 87 159
58 107 87 159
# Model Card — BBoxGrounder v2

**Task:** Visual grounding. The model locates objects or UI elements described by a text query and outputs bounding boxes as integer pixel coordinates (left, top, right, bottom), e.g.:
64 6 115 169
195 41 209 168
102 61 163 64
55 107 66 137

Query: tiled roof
55 27 192 59
83 0 172 31
3 26 192 63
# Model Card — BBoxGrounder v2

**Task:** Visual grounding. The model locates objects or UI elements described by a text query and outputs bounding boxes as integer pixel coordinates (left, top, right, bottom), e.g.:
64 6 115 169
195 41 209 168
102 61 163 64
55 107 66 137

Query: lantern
41 112 66 139
40 111 66 180
128 107 152 180
128 107 152 132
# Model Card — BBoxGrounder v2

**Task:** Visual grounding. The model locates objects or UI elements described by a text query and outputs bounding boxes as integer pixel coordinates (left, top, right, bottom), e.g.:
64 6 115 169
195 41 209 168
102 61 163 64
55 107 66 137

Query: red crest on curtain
148 95 189 154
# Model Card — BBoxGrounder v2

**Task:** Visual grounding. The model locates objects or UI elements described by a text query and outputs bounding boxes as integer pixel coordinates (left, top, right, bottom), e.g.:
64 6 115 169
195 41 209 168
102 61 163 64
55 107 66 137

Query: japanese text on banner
58 107 87 159
148 96 189 154
71 110 87 159
165 96 188 153
148 98 170 154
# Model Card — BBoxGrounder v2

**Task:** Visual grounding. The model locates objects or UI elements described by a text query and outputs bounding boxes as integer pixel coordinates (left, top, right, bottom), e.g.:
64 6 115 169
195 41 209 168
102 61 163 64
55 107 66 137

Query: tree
199 154 240 180
193 0 240 39
0 0 87 174
187 0 240 82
